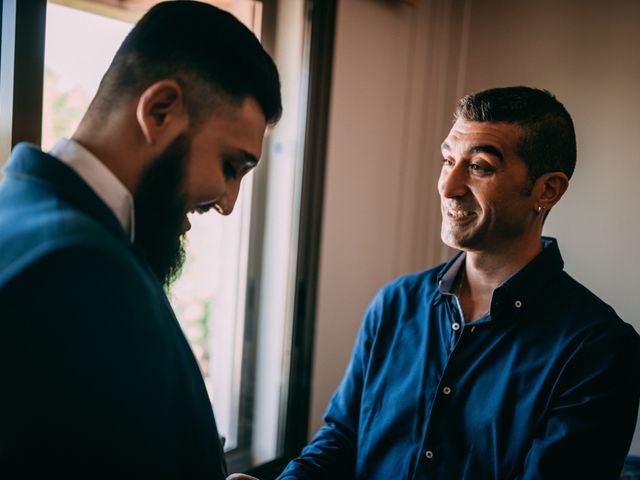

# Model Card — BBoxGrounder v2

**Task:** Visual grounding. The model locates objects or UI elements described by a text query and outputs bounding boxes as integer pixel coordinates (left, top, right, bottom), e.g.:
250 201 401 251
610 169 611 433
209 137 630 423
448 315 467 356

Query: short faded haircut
455 86 576 186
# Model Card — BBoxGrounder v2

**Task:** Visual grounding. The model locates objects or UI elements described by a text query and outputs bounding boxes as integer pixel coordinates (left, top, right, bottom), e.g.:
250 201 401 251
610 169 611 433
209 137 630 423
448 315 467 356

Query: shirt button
443 386 452 395
452 322 461 331
514 300 523 308
425 450 434 459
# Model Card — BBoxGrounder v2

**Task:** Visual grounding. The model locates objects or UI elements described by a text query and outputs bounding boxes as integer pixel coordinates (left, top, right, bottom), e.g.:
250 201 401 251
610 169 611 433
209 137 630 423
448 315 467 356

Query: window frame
0 0 47 160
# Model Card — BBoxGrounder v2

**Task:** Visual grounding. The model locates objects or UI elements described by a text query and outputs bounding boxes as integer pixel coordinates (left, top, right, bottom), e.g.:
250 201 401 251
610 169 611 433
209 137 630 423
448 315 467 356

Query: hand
226 475 259 480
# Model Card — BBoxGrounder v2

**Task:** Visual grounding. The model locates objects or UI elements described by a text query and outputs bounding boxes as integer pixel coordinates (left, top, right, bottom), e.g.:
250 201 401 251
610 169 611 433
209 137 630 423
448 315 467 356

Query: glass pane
42 4 131 151
246 0 309 465
42 0 262 454
170 175 254 451
42 0 262 150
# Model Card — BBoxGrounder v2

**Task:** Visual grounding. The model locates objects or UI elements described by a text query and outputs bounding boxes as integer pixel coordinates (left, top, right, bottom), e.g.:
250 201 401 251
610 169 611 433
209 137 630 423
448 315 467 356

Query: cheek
486 190 526 219
194 177 220 199
184 153 223 195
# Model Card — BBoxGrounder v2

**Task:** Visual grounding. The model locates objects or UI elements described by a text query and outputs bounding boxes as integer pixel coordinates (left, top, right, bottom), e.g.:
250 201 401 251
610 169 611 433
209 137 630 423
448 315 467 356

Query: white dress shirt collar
49 138 135 242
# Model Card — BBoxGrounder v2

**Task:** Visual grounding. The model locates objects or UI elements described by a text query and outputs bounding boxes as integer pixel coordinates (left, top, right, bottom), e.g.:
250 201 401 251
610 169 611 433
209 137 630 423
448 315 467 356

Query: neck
456 235 543 322
72 115 145 194
465 236 542 288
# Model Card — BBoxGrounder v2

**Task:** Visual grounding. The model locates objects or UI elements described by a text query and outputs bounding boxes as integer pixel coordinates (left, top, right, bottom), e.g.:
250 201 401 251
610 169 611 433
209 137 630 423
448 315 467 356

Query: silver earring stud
214 203 224 214
536 205 544 214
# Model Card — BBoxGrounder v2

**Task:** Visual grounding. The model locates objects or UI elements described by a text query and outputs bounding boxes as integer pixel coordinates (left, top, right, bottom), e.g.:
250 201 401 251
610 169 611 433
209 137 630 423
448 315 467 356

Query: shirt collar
435 237 565 320
492 237 564 317
49 138 135 242
438 251 465 295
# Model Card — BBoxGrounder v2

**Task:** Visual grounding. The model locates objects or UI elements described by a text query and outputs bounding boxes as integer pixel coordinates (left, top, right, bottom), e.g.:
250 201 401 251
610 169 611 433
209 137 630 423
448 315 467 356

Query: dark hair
454 86 576 183
91 1 282 125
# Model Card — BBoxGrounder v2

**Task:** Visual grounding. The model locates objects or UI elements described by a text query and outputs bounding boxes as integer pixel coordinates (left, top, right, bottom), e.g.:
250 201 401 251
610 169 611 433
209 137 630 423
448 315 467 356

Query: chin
441 226 466 249
441 230 481 252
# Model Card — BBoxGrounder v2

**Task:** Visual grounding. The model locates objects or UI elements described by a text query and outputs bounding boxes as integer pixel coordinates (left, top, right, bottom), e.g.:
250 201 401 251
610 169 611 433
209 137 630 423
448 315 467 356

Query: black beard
133 134 190 288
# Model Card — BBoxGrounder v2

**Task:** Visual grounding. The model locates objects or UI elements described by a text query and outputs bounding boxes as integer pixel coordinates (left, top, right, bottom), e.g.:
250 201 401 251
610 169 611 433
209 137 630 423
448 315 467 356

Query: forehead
442 119 523 156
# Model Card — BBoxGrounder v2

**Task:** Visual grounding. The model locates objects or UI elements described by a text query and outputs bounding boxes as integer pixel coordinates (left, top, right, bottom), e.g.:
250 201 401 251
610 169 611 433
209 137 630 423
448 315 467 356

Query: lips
443 204 477 223
182 214 192 233
447 208 475 219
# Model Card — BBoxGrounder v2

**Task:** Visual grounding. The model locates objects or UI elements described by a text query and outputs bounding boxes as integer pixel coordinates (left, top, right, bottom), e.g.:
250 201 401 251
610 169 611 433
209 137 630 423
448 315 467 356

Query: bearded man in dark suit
0 2 281 477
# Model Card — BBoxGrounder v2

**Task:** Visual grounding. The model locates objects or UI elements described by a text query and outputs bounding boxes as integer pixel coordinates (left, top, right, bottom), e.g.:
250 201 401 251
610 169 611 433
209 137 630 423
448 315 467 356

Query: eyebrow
441 142 504 163
468 144 504 162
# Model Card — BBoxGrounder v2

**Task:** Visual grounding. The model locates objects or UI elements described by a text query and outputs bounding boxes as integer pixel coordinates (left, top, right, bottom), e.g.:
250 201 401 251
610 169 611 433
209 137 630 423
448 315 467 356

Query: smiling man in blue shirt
278 87 640 479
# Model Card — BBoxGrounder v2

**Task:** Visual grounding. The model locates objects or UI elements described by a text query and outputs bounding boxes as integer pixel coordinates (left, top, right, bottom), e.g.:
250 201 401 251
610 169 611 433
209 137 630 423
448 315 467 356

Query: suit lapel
3 143 130 244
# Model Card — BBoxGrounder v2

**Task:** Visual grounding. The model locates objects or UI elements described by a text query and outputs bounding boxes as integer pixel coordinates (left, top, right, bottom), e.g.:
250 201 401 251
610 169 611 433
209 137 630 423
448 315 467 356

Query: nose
215 179 241 216
438 161 468 198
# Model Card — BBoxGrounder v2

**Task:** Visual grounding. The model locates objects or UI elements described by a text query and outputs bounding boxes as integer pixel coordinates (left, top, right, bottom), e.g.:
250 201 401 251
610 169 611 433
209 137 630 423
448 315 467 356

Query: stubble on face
134 133 191 288
440 197 483 250
438 119 534 253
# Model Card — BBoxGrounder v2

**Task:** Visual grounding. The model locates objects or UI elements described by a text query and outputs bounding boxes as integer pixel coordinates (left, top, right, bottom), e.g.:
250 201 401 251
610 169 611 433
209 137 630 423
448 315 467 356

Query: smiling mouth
444 207 477 222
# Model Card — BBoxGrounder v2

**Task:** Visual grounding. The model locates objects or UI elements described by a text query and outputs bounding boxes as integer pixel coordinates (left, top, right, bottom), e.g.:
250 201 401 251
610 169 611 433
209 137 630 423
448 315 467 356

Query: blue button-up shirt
279 238 640 479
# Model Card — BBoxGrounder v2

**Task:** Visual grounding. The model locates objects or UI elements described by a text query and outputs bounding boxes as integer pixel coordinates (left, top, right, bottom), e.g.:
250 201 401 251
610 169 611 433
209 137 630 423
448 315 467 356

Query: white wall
311 0 640 455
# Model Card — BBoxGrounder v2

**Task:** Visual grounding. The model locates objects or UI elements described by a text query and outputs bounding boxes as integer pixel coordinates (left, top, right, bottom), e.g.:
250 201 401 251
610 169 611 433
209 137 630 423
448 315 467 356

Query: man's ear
533 171 570 211
136 80 189 146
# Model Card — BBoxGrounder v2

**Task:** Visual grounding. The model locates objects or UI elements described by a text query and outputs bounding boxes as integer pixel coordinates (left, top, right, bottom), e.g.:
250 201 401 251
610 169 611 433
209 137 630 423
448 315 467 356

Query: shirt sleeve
517 321 640 480
277 293 383 479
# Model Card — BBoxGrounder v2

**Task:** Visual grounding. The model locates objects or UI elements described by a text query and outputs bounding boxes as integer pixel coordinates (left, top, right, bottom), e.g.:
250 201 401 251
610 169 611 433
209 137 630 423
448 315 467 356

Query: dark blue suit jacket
0 144 226 478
